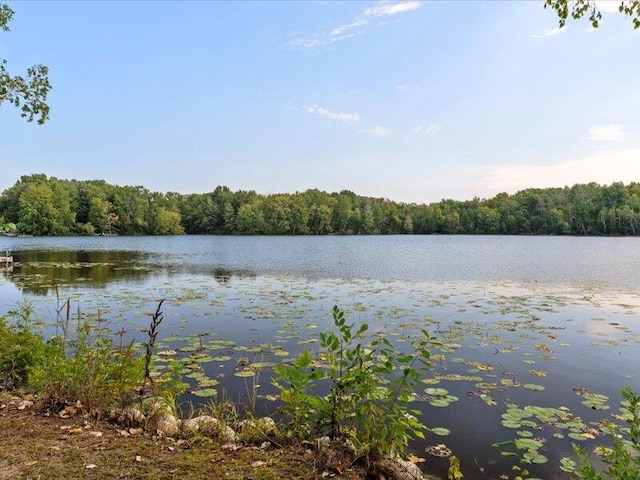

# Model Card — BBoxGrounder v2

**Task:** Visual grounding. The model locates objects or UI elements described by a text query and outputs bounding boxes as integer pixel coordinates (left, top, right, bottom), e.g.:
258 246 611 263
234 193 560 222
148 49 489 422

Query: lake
1 235 639 480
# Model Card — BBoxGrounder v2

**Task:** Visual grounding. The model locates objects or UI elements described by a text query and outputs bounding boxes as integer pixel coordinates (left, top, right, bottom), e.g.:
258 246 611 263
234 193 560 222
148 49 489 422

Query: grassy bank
0 393 328 480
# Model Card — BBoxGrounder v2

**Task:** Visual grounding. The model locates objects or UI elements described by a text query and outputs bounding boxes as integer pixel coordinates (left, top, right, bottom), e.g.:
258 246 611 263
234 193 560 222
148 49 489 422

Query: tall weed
29 314 144 412
273 305 435 461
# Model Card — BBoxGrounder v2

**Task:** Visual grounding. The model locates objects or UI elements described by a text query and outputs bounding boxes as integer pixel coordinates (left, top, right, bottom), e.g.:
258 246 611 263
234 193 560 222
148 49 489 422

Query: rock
145 399 180 437
221 443 241 451
374 457 442 480
181 415 237 443
117 408 145 428
143 398 172 417
153 413 180 437
17 400 33 410
219 422 238 443
255 417 276 434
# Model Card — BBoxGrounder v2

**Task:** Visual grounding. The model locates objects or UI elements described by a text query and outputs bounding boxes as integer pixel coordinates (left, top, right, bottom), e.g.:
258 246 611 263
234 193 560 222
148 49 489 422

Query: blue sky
1 1 638 203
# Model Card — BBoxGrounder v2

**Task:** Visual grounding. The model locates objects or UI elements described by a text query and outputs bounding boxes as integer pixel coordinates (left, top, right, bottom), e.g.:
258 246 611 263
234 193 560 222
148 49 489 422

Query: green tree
17 182 62 235
262 195 292 234
308 203 333 234
0 3 51 124
361 203 377 234
3 175 640 237
146 203 183 235
111 187 150 234
402 214 414 234
88 198 111 234
417 203 443 234
545 0 640 29
568 183 600 235
236 202 266 234
222 201 236 233
331 194 353 234
288 195 310 235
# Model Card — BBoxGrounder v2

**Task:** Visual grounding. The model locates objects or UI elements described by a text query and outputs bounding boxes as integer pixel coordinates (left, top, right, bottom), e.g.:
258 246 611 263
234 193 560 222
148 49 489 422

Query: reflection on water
2 250 151 295
1 250 259 294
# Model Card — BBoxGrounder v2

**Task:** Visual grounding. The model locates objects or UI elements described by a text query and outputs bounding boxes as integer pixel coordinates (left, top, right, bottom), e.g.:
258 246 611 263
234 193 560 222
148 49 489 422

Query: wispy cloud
532 26 567 38
290 1 421 49
588 124 628 142
366 125 393 137
306 105 392 138
330 19 368 37
395 83 417 92
468 148 640 194
364 1 421 17
413 124 442 136
306 105 361 123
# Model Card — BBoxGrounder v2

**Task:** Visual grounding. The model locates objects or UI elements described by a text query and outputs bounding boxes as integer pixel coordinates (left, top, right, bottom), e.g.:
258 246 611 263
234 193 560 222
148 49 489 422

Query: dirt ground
0 397 352 480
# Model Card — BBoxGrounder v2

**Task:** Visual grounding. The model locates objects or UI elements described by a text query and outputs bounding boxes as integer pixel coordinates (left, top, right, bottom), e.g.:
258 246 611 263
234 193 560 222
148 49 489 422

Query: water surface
1 235 639 480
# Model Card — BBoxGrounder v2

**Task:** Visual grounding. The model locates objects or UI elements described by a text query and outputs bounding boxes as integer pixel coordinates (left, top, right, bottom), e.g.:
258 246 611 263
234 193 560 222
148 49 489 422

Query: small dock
1 251 13 265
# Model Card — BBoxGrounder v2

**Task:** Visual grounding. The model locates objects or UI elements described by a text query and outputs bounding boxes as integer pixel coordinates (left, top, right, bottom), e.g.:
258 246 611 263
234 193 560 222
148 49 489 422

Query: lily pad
193 388 218 397
581 392 609 410
523 384 545 391
560 457 577 473
211 355 232 362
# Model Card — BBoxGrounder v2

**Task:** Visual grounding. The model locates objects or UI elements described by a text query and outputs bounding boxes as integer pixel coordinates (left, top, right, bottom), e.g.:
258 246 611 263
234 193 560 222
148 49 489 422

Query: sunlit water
1 235 639 480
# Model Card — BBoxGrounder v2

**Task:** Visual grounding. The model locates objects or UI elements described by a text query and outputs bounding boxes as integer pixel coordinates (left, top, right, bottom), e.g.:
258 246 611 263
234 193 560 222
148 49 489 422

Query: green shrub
273 305 435 461
572 386 640 480
1 298 180 415
0 302 50 388
29 320 144 412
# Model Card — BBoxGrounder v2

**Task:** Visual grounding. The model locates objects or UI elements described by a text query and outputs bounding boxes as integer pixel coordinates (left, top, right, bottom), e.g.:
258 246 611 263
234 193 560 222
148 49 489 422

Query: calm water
2 235 640 285
1 235 639 480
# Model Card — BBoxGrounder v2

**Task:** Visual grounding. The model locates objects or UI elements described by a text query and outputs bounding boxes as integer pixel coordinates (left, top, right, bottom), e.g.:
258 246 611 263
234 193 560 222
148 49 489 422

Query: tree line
0 174 639 236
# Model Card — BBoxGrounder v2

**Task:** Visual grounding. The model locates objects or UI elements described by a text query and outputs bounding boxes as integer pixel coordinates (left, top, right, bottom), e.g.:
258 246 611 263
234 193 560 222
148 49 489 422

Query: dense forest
0 174 639 236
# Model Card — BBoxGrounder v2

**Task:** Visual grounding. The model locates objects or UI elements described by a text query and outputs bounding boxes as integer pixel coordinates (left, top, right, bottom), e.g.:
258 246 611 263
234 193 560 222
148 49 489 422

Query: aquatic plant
571 386 640 480
273 305 436 463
